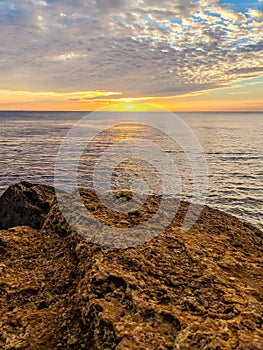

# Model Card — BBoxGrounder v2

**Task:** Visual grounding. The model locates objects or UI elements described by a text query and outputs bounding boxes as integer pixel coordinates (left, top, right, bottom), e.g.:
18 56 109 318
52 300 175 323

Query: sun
103 103 161 112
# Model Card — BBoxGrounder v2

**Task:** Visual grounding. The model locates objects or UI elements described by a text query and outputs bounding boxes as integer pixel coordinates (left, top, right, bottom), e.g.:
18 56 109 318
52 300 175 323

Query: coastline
0 182 262 349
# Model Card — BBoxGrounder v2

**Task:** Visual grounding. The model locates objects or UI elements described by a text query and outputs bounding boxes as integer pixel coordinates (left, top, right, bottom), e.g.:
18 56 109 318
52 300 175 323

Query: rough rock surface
0 182 55 230
0 183 263 349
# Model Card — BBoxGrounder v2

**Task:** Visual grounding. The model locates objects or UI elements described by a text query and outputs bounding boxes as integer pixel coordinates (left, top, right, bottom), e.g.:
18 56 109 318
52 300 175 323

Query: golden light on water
111 123 143 142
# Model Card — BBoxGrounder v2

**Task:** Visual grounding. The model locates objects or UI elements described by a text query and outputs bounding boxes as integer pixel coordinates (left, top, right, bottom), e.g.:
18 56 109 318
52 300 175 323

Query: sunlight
104 103 160 112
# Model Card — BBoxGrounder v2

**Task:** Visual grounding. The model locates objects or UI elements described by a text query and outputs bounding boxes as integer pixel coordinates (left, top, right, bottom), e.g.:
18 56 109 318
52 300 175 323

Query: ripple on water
0 111 262 231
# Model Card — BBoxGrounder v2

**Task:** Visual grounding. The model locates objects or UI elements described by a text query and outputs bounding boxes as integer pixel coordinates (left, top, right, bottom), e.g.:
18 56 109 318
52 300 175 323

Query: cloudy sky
0 0 262 111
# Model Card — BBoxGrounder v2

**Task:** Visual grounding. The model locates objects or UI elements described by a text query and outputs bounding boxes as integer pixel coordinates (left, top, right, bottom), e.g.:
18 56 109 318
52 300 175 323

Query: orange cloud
0 81 262 112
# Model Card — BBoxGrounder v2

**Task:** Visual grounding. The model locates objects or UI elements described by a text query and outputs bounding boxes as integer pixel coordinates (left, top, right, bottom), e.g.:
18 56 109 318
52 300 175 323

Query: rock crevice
0 182 262 349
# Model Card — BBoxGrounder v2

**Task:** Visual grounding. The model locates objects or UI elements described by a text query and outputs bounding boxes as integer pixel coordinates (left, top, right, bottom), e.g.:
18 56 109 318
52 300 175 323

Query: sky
0 0 262 111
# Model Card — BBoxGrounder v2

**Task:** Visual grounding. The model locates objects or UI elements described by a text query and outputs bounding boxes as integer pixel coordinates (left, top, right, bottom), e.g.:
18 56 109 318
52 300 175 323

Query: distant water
0 111 262 231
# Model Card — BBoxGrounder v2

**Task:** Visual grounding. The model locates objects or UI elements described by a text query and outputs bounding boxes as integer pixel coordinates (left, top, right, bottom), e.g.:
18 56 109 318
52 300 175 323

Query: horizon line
0 110 262 113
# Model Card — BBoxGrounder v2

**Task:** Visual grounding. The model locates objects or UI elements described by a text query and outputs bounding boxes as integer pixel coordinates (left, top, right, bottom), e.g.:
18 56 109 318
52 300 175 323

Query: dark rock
0 182 55 230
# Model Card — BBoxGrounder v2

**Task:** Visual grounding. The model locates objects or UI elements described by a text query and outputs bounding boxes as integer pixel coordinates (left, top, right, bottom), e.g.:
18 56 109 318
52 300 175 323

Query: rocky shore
0 182 262 349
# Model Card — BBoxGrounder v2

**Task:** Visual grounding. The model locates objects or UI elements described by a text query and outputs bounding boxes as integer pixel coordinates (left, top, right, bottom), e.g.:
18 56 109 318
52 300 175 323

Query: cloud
247 8 263 19
96 0 126 11
0 0 262 98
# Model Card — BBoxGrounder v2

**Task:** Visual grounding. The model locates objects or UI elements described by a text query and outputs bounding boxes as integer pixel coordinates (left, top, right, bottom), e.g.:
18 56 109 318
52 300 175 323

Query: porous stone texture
0 183 263 349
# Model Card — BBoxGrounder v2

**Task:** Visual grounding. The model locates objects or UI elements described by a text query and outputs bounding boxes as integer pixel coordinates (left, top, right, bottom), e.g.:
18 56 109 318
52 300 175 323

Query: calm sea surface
0 111 262 230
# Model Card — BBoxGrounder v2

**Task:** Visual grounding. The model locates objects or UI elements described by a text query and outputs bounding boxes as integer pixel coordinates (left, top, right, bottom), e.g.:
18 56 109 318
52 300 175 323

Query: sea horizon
1 111 262 232
0 110 263 113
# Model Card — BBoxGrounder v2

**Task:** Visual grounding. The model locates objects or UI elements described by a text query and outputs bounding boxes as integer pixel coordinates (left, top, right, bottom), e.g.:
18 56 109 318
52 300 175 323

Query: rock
0 182 55 230
0 182 263 349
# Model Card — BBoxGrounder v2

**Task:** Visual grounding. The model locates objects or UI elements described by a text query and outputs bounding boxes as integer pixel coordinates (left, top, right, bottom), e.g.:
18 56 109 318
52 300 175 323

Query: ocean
0 111 262 231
